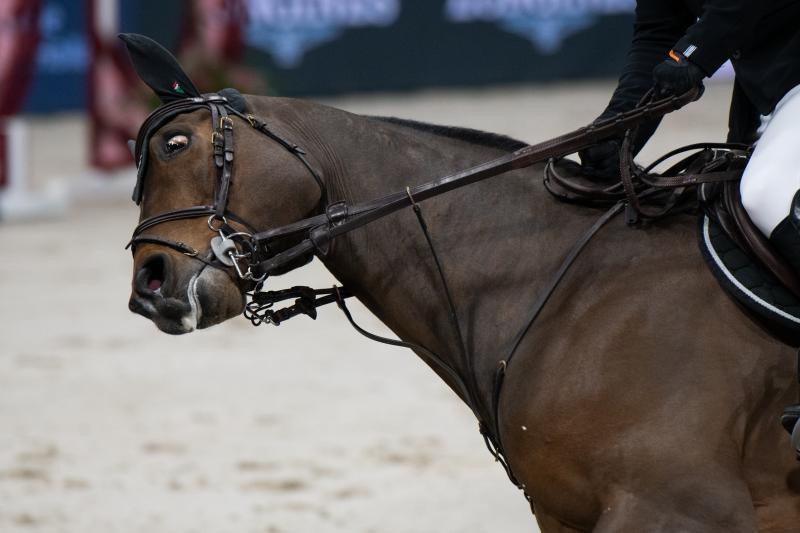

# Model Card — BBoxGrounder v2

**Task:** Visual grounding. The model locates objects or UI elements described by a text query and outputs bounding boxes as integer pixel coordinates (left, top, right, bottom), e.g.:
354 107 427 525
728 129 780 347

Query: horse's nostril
136 255 167 295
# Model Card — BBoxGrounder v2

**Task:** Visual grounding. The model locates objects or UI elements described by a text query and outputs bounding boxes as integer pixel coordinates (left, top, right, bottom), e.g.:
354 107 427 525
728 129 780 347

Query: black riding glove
579 138 621 182
652 50 706 99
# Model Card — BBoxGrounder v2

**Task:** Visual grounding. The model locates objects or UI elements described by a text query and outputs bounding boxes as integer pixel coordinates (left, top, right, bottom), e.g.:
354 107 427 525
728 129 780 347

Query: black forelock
374 116 527 152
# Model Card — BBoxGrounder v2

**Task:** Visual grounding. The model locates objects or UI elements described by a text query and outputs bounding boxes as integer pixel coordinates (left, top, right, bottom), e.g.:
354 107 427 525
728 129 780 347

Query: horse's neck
296 103 592 411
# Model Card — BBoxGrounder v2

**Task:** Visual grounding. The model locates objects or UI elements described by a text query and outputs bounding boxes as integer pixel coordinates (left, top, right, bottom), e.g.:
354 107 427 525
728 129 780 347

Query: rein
244 89 703 278
127 86 740 500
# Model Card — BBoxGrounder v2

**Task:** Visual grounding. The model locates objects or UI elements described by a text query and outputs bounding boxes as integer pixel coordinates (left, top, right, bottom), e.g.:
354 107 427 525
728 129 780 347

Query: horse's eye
165 134 189 154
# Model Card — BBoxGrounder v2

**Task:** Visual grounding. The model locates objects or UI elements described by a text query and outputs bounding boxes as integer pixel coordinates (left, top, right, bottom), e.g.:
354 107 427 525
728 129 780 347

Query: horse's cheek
196 267 245 328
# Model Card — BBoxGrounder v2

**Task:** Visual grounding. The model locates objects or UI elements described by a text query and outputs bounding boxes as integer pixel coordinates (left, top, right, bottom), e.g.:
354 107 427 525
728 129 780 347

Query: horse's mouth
128 276 200 335
129 265 244 334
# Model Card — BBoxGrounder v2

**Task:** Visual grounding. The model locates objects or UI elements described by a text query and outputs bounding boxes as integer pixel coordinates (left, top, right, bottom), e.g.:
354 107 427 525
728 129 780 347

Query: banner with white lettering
20 0 635 116
444 0 635 54
127 0 635 95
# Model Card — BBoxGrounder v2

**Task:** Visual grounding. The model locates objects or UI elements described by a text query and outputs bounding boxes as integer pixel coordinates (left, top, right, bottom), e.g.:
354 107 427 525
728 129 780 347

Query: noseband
126 92 326 285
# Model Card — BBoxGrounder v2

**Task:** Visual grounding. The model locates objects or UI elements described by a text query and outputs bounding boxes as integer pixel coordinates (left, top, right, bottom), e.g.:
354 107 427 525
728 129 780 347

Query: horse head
122 34 323 334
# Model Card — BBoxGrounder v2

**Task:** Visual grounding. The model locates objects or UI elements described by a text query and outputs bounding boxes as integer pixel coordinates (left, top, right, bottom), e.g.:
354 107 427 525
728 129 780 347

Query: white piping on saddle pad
703 215 800 325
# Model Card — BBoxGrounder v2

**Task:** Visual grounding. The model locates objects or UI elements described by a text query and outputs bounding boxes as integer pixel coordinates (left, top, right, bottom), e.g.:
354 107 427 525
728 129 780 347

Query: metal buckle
206 218 265 283
175 241 199 257
325 201 348 226
220 116 234 130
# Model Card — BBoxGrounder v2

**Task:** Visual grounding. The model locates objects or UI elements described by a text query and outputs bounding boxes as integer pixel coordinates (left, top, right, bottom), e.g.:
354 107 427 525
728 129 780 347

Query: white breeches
740 84 800 237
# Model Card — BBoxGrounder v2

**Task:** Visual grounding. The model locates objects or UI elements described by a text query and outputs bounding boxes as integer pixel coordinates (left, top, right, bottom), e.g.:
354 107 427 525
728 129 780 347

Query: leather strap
128 234 200 256
249 89 702 277
127 206 257 247
237 111 327 205
214 104 235 217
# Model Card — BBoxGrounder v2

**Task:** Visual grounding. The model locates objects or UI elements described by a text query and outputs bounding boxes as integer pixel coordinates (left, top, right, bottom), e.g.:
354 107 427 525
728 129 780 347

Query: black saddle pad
698 214 800 334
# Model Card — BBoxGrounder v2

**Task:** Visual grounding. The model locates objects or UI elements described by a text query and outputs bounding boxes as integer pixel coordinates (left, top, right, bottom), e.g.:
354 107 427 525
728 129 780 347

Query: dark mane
374 116 527 152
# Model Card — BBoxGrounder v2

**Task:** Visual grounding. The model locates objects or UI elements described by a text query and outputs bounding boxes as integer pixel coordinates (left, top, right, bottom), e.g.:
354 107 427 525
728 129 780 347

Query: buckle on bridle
325 201 348 226
207 214 266 284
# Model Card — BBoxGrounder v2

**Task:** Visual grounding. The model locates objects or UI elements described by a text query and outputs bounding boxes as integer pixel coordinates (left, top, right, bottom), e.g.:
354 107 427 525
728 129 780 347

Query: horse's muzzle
129 251 244 333
130 252 200 334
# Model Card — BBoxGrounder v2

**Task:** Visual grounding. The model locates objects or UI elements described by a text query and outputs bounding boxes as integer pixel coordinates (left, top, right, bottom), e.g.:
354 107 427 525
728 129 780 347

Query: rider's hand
579 138 621 182
653 50 706 99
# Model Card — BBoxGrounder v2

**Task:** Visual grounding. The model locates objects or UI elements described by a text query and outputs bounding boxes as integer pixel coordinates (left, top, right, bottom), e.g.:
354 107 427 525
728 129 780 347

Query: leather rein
126 87 730 498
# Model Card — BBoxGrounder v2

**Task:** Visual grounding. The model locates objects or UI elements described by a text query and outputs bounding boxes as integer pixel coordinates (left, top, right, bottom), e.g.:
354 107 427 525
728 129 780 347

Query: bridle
126 91 326 286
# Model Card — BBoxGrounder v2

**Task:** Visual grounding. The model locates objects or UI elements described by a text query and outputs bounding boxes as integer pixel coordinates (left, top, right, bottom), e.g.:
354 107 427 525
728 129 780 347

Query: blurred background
0 1 734 532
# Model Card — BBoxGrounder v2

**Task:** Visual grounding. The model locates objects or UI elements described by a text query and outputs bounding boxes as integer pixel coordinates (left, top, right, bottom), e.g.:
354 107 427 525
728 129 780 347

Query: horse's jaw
129 265 244 334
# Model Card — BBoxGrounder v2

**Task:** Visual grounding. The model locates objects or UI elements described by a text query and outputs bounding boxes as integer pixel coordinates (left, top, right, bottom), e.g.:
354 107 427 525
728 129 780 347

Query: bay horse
123 38 800 532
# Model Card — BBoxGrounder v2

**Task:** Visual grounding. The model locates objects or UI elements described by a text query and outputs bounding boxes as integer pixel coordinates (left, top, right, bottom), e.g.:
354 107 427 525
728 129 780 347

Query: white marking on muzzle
182 273 203 332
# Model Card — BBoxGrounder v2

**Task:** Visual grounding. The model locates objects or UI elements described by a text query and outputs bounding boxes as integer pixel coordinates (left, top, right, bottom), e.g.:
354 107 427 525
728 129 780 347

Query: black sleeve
598 0 695 153
601 1 694 118
674 1 766 77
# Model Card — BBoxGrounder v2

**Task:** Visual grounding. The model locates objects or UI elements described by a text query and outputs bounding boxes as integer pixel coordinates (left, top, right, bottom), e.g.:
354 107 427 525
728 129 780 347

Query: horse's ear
118 33 201 103
218 88 248 113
